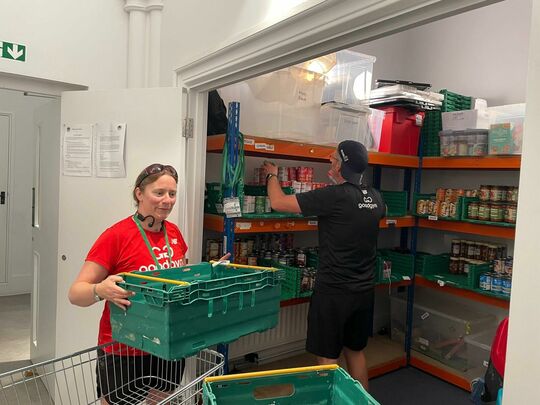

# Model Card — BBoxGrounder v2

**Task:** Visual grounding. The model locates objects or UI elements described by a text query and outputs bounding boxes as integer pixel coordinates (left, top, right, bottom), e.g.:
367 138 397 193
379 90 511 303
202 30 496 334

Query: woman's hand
95 275 135 311
218 252 231 262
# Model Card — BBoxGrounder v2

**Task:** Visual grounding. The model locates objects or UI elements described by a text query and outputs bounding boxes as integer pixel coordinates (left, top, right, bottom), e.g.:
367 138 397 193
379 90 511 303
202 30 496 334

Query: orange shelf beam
415 275 510 309
418 218 515 239
207 134 419 168
422 156 521 170
410 355 471 391
205 214 415 234
368 356 407 379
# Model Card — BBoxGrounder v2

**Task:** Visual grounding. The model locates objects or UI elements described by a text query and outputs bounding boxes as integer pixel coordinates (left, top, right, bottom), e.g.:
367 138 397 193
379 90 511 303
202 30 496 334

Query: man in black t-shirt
263 140 385 390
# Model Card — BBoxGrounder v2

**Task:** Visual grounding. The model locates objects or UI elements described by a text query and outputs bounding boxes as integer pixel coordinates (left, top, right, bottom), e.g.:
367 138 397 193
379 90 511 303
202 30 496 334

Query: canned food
479 185 491 201
468 202 479 220
280 180 292 188
255 196 266 214
478 203 490 221
501 276 512 296
265 197 272 213
490 204 503 222
479 273 492 291
504 204 517 224
491 274 503 293
461 259 469 275
494 259 505 274
479 243 489 262
489 186 503 202
287 167 297 182
467 242 476 259
487 244 498 261
416 199 427 215
296 249 306 268
278 167 288 182
504 258 513 275
506 187 519 203
474 243 482 260
436 188 446 201
247 255 258 266
449 202 457 218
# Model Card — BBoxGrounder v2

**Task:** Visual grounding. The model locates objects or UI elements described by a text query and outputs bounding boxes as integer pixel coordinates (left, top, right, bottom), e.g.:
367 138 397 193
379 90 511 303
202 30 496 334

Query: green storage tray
110 262 283 360
419 258 491 290
415 253 450 276
380 190 408 217
203 365 380 405
460 197 516 228
259 259 299 300
377 250 414 283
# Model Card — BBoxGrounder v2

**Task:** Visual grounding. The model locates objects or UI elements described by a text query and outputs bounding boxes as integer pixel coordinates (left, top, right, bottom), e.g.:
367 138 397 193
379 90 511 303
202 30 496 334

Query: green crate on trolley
415 253 450 276
203 365 380 405
110 262 283 360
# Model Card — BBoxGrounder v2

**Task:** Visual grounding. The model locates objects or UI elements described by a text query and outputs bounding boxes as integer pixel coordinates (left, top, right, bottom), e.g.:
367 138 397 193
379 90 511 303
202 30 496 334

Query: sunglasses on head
136 164 178 187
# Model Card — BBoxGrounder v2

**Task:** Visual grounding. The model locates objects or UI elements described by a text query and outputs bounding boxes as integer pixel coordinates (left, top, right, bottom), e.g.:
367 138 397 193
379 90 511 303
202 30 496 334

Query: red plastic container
376 106 425 155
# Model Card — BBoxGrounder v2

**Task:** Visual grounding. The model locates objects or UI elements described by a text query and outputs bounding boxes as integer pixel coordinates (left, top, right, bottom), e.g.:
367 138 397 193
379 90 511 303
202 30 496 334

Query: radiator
228 303 309 361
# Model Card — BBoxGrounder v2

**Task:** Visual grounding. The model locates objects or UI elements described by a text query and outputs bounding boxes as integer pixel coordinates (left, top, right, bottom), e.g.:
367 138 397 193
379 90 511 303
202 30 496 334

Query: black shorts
306 289 374 359
96 349 185 405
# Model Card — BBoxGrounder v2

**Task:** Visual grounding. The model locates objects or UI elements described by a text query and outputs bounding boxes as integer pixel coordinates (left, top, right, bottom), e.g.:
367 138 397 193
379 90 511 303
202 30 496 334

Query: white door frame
175 0 501 263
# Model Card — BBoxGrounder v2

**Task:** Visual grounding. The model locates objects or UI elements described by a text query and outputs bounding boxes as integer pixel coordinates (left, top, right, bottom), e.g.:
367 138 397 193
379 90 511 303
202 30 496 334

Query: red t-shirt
86 216 188 355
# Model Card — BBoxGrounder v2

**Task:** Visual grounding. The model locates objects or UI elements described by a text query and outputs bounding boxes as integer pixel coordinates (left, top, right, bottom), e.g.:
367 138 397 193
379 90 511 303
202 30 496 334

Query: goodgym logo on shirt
358 195 379 210
137 244 184 271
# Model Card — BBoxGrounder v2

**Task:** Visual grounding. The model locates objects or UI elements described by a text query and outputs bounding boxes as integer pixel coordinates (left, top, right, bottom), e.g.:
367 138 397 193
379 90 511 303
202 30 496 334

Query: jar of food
467 242 476 259
462 259 470 275
436 188 446 201
480 243 489 262
479 185 491 201
489 186 503 202
478 203 491 221
507 187 519 203
499 186 507 202
487 244 498 262
451 239 461 257
504 204 517 224
457 135 468 156
449 257 460 274
490 203 503 222
296 249 306 268
468 202 479 219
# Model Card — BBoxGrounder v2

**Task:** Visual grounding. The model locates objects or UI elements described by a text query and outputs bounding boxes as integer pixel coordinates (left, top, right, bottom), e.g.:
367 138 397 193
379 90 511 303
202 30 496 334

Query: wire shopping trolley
0 341 224 405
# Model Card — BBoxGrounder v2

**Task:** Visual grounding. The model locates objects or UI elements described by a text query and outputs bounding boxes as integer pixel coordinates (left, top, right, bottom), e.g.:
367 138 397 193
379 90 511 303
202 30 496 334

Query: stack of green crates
420 89 473 157
205 183 222 214
110 262 283 360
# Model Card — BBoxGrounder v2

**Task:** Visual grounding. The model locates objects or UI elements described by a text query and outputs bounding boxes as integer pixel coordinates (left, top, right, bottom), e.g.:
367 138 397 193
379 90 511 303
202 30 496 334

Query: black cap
337 140 369 184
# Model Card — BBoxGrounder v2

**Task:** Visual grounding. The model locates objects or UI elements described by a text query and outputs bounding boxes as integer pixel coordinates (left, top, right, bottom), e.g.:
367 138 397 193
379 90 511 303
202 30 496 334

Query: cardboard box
442 109 491 131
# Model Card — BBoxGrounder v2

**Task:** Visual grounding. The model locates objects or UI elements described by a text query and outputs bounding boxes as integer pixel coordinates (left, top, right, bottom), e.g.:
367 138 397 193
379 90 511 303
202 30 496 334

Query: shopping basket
110 261 282 360
0 341 224 405
202 364 380 404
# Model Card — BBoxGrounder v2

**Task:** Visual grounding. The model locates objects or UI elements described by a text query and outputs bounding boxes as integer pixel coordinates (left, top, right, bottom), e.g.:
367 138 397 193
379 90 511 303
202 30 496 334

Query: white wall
0 0 128 89
354 0 532 106
0 89 50 296
504 1 540 402
160 0 325 86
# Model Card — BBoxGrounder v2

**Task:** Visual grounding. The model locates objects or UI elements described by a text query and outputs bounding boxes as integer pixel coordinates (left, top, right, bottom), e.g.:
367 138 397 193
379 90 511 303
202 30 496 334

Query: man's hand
263 161 278 177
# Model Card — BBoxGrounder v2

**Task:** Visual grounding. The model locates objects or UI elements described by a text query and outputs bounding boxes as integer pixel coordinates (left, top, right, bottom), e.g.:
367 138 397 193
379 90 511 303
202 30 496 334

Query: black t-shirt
296 183 386 293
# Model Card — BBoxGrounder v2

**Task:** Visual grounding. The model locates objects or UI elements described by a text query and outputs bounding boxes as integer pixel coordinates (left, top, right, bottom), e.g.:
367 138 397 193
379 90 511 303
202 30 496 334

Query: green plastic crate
110 262 283 360
205 183 223 214
380 190 408 217
259 259 299 300
415 253 450 276
460 197 516 228
377 250 414 283
203 365 380 405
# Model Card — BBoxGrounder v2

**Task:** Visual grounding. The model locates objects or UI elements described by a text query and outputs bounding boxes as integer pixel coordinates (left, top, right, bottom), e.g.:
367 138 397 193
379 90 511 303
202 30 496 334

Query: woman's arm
68 261 134 310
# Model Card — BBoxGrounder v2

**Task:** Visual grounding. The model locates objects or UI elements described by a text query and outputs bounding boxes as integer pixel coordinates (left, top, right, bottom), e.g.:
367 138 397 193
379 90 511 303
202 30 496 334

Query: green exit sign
0 41 26 62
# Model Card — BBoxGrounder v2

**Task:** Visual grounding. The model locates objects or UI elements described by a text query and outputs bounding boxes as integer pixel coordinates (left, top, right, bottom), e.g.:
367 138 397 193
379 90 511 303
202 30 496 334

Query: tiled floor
0 294 31 363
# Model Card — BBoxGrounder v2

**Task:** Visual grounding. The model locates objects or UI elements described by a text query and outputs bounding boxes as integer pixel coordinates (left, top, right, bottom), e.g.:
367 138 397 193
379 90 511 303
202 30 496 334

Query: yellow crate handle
209 261 279 272
204 364 339 383
119 272 190 286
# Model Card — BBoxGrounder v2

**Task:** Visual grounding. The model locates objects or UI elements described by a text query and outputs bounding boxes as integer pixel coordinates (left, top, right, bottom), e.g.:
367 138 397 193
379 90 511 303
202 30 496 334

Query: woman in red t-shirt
69 164 191 405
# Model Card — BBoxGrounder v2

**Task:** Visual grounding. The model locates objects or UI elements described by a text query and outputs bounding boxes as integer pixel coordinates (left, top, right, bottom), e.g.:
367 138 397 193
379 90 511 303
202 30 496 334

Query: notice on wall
62 124 93 177
95 123 126 178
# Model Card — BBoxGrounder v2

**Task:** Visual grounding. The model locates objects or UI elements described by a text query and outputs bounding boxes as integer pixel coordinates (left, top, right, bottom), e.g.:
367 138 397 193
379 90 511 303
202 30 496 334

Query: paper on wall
95 123 126 178
62 124 93 177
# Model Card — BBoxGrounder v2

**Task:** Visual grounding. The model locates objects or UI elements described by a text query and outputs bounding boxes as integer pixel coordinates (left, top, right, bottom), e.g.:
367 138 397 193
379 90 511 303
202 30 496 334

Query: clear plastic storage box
321 50 376 106
464 328 497 373
390 288 496 371
218 66 324 143
487 103 526 155
439 129 488 157
317 102 372 147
